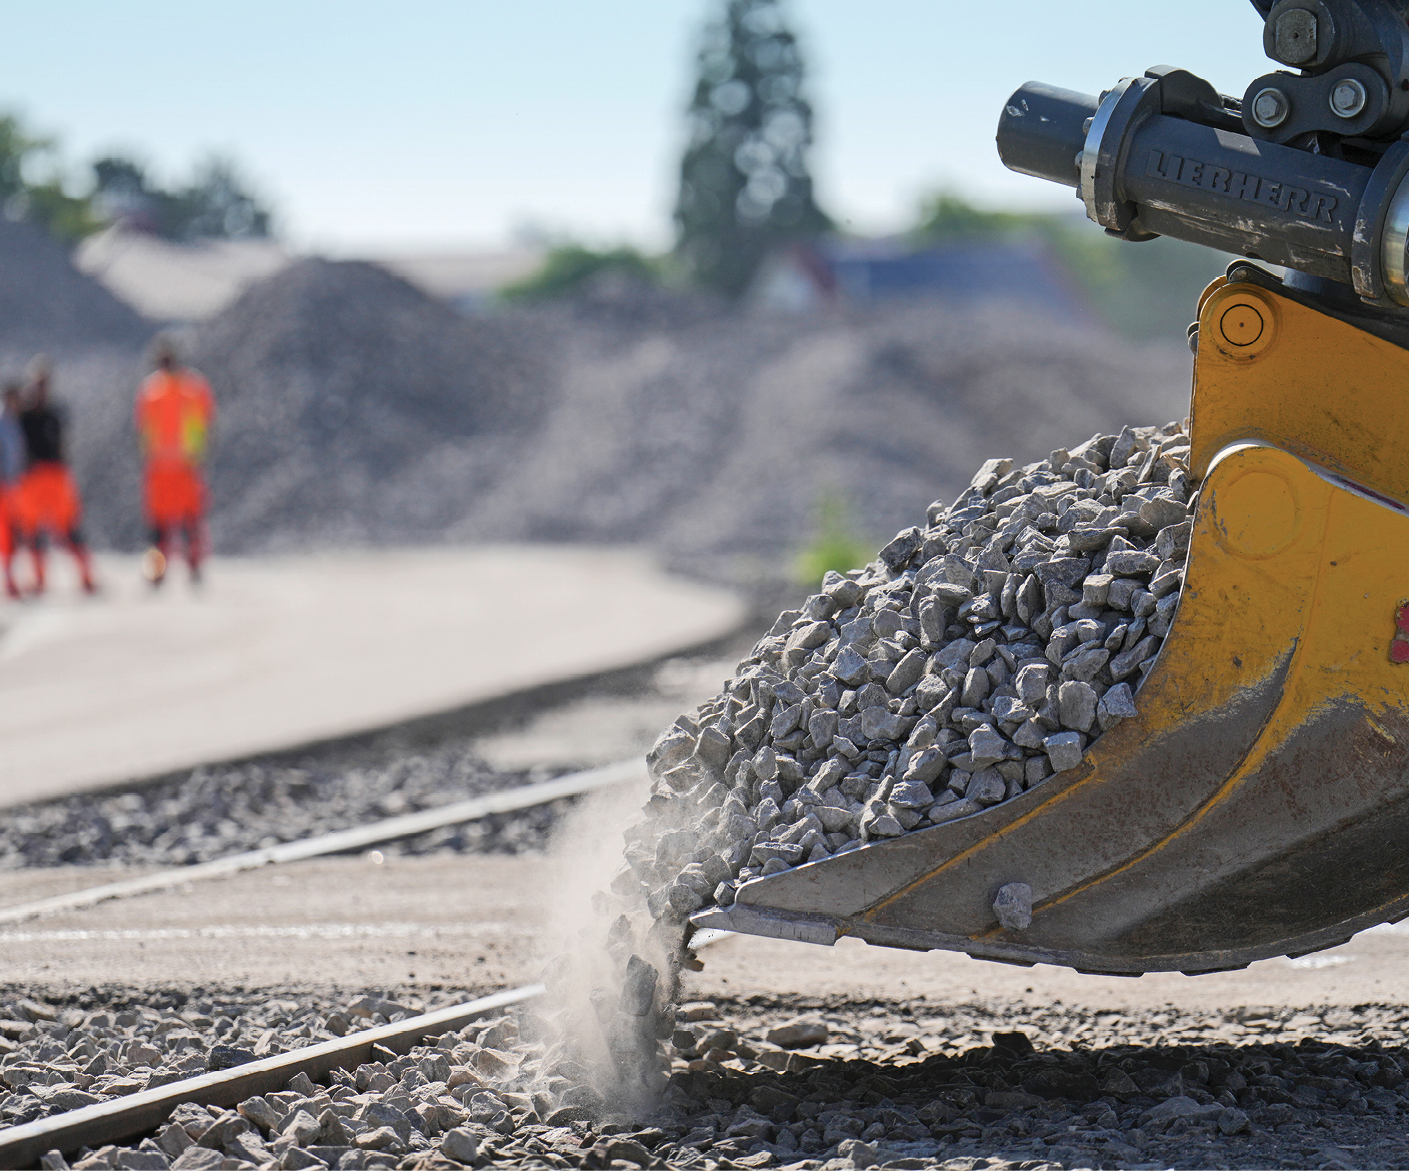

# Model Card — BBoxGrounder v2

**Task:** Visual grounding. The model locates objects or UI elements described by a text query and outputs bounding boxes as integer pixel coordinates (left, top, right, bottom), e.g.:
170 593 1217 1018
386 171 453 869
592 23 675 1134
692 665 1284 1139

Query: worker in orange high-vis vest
15 358 97 595
135 338 215 586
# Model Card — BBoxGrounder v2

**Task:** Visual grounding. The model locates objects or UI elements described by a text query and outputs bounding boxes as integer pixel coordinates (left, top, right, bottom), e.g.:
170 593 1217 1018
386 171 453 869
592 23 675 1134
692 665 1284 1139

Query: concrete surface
0 547 745 808
0 855 545 995
3 851 1407 1010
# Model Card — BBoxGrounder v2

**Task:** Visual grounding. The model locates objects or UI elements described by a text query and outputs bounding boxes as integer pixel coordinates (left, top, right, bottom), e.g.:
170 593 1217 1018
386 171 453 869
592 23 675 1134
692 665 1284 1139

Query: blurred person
135 337 215 585
0 383 22 597
14 357 97 595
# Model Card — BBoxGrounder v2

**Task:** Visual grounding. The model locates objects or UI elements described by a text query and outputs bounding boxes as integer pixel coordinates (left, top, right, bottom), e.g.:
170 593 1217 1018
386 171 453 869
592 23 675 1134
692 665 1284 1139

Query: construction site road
2 849 1405 1013
0 546 745 809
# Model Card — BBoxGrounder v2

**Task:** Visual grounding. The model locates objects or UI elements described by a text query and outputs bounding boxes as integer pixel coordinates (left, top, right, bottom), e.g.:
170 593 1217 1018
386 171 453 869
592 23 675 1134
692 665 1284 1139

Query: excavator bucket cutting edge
692 275 1409 975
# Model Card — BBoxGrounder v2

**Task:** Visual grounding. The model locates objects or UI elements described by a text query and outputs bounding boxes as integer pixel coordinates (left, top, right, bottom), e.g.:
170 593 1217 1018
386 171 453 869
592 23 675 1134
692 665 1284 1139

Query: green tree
0 115 43 206
92 154 272 241
0 115 97 242
499 244 658 302
174 157 272 240
675 0 829 298
913 190 1231 342
914 191 1035 239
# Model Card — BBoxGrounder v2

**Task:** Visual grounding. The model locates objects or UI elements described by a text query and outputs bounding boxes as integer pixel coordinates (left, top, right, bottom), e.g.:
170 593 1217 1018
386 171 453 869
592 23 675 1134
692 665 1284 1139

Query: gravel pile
14 992 1409 1169
620 422 1193 929
0 219 150 352
20 251 1188 579
454 296 1191 590
0 743 572 871
0 219 154 552
186 259 559 555
0 220 1191 575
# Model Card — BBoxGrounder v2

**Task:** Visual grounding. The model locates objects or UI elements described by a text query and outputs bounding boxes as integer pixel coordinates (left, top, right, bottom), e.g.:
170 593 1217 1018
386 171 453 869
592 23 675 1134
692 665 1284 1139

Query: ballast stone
993 882 1034 931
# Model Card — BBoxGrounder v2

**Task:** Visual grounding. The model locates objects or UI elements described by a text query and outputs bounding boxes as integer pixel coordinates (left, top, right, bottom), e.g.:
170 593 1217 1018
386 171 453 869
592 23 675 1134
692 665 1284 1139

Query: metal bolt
1330 78 1368 119
1252 87 1291 128
1273 9 1318 65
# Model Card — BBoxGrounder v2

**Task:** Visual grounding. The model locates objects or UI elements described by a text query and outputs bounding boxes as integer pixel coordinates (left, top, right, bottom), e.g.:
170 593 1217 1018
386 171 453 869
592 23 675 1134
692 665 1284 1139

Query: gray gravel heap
0 744 569 871
0 219 151 352
16 992 1409 1169
42 250 1190 578
623 423 1194 926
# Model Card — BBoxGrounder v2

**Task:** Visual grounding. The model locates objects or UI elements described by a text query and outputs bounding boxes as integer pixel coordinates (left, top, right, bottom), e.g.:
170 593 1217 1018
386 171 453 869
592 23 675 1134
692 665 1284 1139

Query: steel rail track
0 759 645 926
0 984 545 1169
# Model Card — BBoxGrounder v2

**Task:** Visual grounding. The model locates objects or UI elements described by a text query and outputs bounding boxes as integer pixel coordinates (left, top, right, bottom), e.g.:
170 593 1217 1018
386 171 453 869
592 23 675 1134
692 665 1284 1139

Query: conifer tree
675 0 829 297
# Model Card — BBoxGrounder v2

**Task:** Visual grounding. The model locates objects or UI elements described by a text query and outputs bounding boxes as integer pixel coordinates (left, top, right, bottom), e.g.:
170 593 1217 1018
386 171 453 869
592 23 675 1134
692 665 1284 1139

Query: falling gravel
13 991 1409 1169
616 421 1193 952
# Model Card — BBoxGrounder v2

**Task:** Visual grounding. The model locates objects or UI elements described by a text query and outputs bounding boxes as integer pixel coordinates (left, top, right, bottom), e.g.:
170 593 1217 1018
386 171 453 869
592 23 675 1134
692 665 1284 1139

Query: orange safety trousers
144 459 206 527
14 462 82 537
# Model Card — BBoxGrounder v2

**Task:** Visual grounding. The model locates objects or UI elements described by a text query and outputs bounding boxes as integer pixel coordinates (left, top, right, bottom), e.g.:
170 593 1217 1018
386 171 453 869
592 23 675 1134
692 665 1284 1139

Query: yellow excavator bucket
693 269 1409 975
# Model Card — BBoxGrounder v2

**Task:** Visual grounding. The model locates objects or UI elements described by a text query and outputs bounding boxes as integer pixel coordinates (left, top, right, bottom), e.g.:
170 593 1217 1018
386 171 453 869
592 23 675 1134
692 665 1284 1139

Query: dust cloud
531 770 687 1117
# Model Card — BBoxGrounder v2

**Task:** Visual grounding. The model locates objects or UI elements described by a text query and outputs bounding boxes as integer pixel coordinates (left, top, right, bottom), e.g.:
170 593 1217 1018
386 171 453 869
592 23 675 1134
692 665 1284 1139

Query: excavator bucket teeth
694 278 1409 975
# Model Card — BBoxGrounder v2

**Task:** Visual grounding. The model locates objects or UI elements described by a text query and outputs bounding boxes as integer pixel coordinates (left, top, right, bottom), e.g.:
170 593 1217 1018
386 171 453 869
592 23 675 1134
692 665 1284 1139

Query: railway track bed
7 986 1409 1169
8 633 1409 1167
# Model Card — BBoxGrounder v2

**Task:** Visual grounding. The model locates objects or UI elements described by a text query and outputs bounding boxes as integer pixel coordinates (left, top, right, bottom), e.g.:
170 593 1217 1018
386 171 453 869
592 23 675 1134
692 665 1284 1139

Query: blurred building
748 236 1095 321
75 226 544 323
76 227 290 323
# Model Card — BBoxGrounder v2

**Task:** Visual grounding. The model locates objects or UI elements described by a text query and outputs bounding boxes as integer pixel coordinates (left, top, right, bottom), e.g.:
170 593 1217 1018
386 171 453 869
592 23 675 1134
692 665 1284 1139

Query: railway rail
0 759 644 926
0 984 545 1169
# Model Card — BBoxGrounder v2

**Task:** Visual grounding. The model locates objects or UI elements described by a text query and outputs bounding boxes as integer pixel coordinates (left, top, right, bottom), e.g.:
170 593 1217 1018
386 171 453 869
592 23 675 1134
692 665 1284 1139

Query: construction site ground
6 573 1409 1168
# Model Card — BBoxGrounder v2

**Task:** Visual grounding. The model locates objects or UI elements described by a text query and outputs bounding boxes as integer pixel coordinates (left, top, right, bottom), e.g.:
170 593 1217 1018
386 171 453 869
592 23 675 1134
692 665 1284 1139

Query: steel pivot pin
1220 303 1266 346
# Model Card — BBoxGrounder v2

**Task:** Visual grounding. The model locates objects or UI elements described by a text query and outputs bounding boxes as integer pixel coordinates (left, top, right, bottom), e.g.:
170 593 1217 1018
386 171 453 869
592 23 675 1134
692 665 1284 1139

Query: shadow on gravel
657 1001 1409 1170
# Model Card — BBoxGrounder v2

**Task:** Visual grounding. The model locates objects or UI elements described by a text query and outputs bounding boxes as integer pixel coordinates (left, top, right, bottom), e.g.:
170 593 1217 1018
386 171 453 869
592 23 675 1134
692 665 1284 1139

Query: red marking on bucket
1393 603 1409 662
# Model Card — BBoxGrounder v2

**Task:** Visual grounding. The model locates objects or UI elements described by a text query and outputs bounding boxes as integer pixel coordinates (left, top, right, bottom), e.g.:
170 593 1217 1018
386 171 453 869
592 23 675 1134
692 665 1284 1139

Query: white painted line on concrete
0 758 645 926
0 922 539 944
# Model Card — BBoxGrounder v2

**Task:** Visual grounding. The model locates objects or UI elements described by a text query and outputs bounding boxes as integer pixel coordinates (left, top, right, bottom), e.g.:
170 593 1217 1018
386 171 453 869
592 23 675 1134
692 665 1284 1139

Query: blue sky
1 1 1271 254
